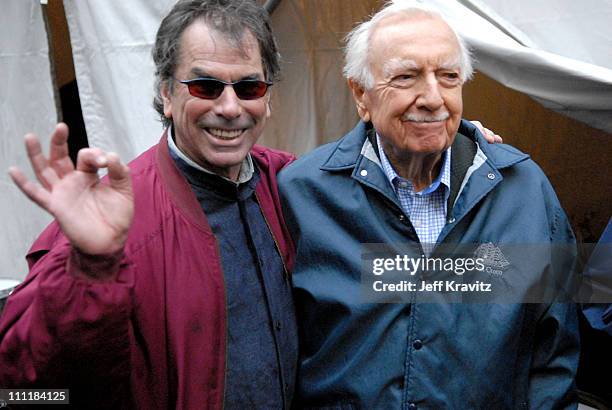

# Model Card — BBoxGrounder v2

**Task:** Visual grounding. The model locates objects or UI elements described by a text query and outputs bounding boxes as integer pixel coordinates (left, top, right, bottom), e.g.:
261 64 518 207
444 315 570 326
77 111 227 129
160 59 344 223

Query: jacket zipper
254 191 290 408
254 191 290 281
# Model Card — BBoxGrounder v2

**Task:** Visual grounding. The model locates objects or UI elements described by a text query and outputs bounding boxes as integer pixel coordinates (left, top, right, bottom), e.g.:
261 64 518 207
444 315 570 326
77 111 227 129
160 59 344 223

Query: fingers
8 167 51 211
24 133 52 189
49 123 74 177
469 120 503 144
23 125 71 188
484 128 503 144
76 148 106 174
75 149 132 194
106 153 132 192
471 120 483 131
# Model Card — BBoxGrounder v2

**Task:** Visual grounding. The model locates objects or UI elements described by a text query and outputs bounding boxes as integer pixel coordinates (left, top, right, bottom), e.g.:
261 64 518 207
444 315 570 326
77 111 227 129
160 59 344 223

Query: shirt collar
167 125 254 185
376 133 451 196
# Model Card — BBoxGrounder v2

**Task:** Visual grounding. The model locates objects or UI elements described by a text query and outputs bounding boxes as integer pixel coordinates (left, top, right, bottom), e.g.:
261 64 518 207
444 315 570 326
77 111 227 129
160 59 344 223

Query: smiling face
161 19 270 180
350 13 464 164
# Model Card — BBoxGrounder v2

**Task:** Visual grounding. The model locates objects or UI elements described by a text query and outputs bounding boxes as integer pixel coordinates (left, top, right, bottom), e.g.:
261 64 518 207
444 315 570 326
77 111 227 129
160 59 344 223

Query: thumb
106 152 132 192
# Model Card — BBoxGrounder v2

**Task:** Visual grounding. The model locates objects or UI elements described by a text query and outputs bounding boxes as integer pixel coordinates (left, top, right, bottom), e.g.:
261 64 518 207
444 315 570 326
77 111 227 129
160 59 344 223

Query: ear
265 95 272 119
348 78 370 122
161 80 173 120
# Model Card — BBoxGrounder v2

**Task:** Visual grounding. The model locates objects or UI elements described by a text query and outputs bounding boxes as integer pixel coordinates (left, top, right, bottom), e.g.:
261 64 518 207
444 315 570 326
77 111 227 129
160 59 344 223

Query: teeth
206 128 243 139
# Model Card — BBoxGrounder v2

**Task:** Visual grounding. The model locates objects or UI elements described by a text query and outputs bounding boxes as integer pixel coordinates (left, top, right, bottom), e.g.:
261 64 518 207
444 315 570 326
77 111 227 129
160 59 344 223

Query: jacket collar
157 129 214 234
320 121 370 171
320 120 529 172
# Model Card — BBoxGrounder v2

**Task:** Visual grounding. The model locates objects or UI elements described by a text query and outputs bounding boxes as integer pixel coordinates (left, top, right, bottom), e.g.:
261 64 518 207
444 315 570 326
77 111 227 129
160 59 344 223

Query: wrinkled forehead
369 12 462 72
370 10 456 43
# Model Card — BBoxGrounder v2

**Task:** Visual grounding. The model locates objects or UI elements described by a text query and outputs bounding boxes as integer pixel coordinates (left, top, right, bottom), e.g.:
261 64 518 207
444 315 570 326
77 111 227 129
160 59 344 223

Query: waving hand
9 123 134 255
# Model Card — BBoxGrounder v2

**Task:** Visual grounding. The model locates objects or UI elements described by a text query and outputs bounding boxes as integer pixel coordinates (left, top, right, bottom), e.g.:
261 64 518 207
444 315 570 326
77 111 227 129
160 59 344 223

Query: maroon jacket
0 133 296 409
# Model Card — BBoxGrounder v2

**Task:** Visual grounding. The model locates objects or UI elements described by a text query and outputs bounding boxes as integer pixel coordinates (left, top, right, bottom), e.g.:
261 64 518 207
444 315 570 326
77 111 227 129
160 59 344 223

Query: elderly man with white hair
279 2 579 408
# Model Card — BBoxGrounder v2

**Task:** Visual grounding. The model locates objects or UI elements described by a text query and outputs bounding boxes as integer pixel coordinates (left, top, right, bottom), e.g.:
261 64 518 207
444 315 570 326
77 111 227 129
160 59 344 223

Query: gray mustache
402 112 450 122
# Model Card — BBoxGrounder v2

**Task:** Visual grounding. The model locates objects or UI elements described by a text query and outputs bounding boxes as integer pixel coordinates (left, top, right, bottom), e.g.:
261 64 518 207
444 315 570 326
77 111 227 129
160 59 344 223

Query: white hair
343 1 474 89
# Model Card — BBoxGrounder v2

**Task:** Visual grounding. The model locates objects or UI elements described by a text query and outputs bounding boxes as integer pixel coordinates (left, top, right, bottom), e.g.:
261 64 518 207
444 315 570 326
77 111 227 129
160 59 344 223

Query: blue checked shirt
377 135 451 252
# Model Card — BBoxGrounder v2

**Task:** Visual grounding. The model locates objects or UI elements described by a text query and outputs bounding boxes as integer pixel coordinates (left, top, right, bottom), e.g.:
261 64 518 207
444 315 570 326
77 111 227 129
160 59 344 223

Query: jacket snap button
399 215 406 221
448 217 456 224
409 403 417 410
487 173 496 180
413 339 423 350
360 169 368 177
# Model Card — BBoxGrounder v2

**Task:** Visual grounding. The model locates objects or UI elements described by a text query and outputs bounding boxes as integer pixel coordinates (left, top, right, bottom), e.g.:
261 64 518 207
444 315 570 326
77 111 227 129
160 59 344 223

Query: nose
213 85 243 120
415 74 444 111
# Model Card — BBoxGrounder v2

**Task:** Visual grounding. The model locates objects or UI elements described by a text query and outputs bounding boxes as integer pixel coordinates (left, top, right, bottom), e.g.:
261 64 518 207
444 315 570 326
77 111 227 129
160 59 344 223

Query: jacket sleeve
528 205 580 409
0 224 134 405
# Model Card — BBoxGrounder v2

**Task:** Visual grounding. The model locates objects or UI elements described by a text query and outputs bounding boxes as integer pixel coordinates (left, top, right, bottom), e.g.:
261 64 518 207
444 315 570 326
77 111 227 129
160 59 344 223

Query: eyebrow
437 57 462 72
383 58 418 78
382 57 462 78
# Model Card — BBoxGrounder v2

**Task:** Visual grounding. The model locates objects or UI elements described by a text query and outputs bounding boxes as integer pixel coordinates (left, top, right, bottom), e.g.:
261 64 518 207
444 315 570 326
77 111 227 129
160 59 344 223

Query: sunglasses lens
183 79 270 100
234 81 269 100
187 79 224 99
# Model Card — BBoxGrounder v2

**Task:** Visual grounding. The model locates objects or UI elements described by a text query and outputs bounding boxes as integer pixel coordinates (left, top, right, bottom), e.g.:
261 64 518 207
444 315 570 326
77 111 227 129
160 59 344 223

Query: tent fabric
458 0 612 133
62 0 172 161
427 0 612 134
0 1 55 280
462 0 612 69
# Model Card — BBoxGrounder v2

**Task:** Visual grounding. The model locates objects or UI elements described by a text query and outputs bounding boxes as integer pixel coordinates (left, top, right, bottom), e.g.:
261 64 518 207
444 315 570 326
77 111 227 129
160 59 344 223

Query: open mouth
205 128 245 140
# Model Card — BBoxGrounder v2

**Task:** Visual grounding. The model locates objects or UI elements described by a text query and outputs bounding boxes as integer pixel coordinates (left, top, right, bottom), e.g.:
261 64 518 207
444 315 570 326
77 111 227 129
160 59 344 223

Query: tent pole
264 0 282 14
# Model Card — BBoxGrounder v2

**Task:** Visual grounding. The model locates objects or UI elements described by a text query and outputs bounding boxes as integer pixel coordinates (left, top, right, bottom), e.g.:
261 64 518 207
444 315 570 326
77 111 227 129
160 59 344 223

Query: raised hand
8 123 134 255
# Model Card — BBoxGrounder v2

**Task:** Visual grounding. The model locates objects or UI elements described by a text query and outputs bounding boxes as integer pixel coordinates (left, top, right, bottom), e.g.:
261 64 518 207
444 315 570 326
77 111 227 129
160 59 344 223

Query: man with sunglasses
1 0 503 408
1 1 296 408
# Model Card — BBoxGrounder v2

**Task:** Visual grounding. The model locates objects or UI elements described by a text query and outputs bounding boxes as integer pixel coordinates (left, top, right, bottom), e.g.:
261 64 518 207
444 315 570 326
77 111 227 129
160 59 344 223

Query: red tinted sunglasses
179 77 273 100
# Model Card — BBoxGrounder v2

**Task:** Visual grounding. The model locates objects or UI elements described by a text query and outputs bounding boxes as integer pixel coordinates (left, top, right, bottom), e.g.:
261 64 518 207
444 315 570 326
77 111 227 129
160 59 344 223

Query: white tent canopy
435 0 612 135
1 1 55 280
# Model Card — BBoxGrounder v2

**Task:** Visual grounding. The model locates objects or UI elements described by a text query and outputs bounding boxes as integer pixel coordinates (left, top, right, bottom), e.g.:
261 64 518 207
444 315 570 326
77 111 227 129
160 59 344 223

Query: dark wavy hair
152 0 280 127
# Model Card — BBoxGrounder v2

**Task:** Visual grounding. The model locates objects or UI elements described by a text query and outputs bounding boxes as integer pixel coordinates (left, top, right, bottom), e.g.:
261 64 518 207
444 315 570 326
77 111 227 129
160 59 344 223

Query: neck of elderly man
380 138 448 192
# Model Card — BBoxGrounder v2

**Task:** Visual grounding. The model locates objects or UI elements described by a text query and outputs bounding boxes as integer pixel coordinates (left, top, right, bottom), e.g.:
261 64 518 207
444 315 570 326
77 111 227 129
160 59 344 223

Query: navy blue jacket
279 120 579 409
